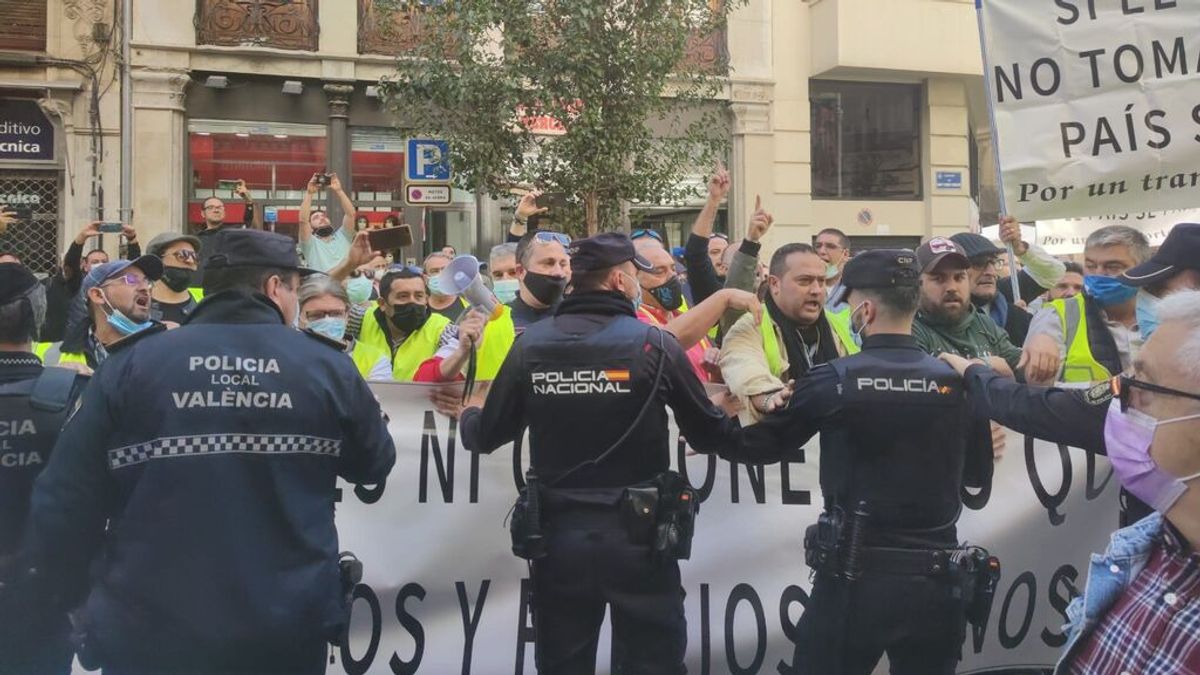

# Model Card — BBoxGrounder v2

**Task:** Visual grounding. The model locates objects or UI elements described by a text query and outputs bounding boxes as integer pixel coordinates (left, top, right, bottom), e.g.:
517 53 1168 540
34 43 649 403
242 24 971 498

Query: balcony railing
196 0 320 51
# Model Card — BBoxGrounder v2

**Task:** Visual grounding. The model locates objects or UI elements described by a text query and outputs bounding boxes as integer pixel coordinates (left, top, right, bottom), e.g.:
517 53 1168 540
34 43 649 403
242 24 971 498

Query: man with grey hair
488 242 519 304
297 276 392 381
941 291 1200 673
1022 225 1150 384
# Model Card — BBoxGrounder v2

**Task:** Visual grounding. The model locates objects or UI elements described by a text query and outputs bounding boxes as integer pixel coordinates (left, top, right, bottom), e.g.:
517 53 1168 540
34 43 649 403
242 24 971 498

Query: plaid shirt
1067 525 1200 674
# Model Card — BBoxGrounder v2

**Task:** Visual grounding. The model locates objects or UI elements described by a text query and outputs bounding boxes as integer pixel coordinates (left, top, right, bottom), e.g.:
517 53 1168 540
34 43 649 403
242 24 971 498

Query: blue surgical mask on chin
621 272 643 312
493 278 520 304
308 317 347 342
848 300 869 345
101 291 152 336
1084 274 1137 308
1136 289 1161 341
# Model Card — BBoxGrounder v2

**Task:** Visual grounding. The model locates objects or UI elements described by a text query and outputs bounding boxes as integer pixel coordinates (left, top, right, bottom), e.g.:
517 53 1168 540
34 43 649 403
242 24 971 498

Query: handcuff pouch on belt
620 471 699 561
803 500 870 580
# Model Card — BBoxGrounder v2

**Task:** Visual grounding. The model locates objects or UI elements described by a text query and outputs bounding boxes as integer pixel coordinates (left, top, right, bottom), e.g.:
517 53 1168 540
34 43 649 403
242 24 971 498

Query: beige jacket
719 312 790 426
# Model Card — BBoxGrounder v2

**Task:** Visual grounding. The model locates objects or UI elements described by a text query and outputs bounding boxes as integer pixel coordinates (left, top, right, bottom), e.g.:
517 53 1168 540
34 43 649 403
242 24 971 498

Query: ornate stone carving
357 0 431 56
323 84 354 118
731 102 771 136
196 0 320 51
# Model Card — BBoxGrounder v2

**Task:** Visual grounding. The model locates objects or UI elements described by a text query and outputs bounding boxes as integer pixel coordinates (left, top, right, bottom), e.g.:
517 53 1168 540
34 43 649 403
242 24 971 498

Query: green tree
377 0 738 236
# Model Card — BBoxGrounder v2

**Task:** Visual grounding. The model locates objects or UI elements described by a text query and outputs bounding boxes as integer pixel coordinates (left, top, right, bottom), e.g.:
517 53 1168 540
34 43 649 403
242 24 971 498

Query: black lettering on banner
730 463 767 504
677 437 717 503
1042 565 1080 648
775 585 809 675
998 571 1037 650
514 577 536 675
1026 437 1072 526
354 480 387 505
457 580 490 674
780 454 812 506
1053 0 1081 25
1085 450 1115 500
1192 103 1200 143
698 583 712 675
340 583 382 675
724 584 767 675
420 411 455 503
391 583 426 675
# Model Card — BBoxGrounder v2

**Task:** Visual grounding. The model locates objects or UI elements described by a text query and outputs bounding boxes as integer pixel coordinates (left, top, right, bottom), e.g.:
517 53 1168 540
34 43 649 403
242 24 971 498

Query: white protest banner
318 382 1120 675
978 0 1200 221
1034 209 1199 255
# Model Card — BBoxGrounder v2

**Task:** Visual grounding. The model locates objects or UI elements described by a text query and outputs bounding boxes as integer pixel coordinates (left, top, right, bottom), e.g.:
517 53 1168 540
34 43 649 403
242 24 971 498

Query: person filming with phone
299 172 358 274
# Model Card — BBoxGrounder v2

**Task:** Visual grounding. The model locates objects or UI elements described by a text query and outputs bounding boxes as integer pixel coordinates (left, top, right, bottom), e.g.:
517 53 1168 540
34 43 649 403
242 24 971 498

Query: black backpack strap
29 367 81 413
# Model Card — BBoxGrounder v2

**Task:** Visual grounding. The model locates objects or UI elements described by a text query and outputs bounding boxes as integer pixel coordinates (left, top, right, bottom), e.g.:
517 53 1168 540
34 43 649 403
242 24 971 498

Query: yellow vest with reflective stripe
477 305 515 381
349 340 390 380
1048 293 1112 383
357 302 390 355
759 308 860 379
188 288 205 303
59 351 88 366
390 313 452 382
32 342 54 363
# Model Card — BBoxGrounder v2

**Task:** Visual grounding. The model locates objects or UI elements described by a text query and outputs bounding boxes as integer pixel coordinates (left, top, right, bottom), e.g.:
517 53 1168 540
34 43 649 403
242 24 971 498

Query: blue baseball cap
81 255 164 299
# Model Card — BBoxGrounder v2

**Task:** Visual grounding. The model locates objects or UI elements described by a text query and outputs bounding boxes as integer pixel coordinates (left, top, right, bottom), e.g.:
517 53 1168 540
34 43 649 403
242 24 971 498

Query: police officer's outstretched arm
459 344 528 454
720 365 840 465
26 360 122 592
337 374 397 484
659 331 741 454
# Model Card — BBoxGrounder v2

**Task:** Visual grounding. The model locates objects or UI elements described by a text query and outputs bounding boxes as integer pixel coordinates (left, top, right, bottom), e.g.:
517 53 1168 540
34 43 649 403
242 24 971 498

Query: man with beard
60 257 167 369
146 232 203 326
951 216 1065 346
911 237 1022 374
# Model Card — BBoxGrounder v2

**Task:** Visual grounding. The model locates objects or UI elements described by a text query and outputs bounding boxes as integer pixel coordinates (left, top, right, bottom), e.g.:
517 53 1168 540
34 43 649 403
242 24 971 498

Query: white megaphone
436 255 504 321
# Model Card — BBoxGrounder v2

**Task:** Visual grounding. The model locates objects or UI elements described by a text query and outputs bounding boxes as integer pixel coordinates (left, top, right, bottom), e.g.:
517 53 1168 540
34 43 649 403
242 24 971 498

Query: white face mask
620 271 643 311
849 300 870 341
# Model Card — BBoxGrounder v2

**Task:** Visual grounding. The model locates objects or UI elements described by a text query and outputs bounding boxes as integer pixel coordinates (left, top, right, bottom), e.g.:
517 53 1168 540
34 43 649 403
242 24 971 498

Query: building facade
0 0 991 273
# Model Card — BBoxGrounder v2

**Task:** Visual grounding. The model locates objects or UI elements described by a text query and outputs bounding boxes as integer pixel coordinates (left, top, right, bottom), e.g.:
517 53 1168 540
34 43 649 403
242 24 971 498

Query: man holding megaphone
416 230 572 383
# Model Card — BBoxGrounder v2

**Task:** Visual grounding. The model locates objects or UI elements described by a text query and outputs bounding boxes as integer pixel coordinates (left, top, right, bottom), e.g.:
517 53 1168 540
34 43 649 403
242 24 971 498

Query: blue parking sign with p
407 139 451 182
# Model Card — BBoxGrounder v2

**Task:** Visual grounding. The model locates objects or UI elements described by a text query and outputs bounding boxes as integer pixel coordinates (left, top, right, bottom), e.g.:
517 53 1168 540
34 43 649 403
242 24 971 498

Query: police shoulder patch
302 329 347 351
1084 380 1115 406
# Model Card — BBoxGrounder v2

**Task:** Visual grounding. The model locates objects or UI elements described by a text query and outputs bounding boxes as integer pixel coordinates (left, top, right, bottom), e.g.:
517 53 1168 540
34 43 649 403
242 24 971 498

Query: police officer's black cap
205 228 319 276
0 262 38 305
1120 223 1200 287
831 249 921 306
569 232 654 274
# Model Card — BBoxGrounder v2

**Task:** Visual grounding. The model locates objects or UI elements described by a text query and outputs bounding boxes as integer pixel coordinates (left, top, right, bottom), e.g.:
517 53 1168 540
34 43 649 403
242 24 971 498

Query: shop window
0 0 47 52
811 81 922 200
0 170 60 274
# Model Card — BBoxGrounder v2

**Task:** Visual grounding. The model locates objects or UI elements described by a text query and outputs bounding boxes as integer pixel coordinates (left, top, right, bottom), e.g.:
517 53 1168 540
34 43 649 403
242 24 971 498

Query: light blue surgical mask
100 291 152 336
347 276 374 305
620 271 643 312
1136 289 1161 341
848 300 869 343
1084 274 1137 308
308 316 347 342
493 278 520 304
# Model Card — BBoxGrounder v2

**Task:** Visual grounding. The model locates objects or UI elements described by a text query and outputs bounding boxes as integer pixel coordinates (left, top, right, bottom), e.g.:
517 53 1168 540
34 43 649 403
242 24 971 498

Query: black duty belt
858 546 955 577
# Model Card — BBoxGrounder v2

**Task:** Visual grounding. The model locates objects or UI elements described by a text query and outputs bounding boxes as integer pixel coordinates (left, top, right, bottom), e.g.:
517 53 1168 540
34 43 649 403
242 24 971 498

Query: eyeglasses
387 264 426 276
304 309 347 321
533 231 571 247
631 229 664 242
102 273 152 290
1116 374 1200 412
970 257 1003 271
203 204 224 211
171 250 198 263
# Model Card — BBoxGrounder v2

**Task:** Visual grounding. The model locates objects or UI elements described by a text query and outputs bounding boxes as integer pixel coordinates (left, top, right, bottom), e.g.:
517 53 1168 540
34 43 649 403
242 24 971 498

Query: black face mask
389 302 429 334
160 267 194 293
523 271 568 306
648 276 684 311
313 225 335 238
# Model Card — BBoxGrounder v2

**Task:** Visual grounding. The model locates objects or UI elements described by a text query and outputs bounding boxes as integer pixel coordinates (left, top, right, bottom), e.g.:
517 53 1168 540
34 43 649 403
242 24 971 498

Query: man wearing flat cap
25 229 395 674
723 249 996 675
458 232 742 674
0 262 87 674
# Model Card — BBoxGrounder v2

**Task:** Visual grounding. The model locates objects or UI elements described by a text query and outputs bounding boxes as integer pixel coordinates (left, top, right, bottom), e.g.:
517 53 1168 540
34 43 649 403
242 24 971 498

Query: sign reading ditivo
0 99 54 162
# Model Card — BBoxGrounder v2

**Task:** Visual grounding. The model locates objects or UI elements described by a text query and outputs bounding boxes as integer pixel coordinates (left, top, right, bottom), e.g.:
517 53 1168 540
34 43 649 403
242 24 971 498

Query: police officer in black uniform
0 263 87 675
458 232 742 674
723 250 995 675
23 229 396 675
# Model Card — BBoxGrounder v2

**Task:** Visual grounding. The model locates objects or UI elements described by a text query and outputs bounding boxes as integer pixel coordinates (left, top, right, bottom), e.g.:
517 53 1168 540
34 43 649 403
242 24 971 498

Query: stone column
323 83 354 228
730 81 774 242
130 68 190 244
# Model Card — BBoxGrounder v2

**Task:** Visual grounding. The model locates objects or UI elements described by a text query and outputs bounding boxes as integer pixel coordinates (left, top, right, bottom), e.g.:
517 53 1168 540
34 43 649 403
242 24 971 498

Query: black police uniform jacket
730 333 994 547
459 291 741 488
25 290 396 670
